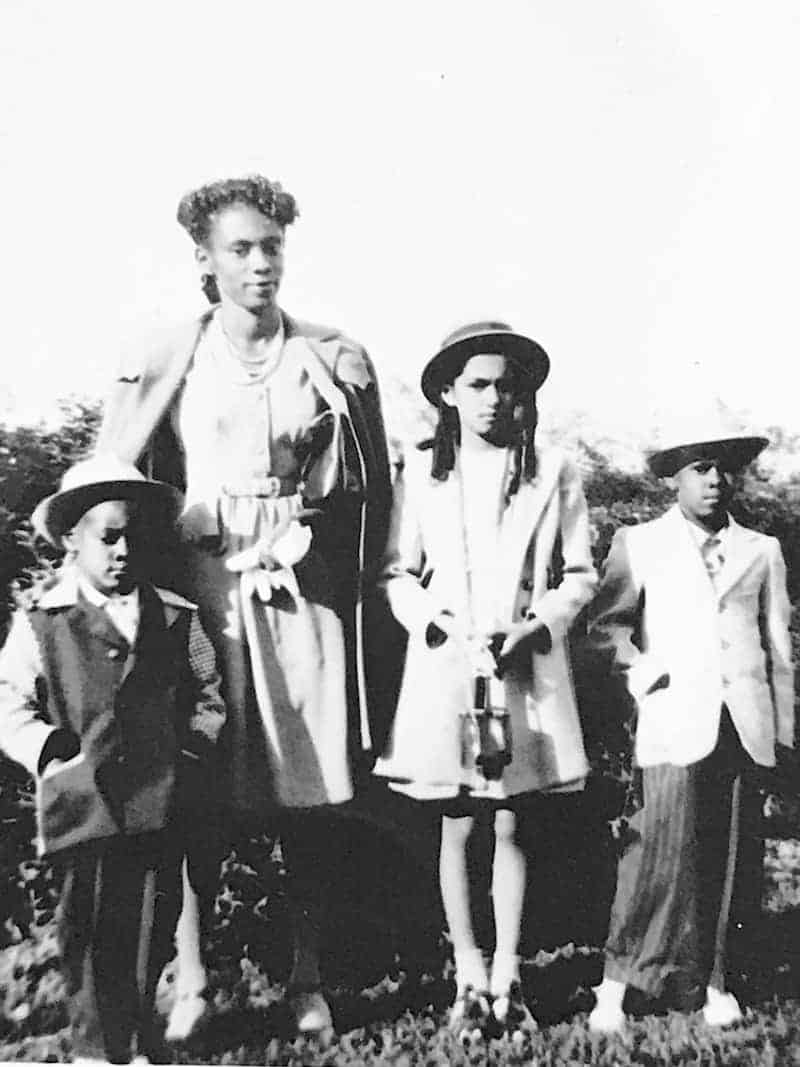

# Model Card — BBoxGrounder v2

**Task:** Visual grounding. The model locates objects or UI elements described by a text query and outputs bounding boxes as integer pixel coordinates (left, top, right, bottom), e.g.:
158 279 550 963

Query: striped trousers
604 709 763 1002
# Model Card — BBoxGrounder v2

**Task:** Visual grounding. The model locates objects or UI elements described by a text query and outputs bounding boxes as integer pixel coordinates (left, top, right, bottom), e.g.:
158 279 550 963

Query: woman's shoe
288 988 333 1034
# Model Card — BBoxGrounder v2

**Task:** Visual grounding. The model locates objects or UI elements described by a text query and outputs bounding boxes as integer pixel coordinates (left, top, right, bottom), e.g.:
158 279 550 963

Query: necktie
702 535 725 584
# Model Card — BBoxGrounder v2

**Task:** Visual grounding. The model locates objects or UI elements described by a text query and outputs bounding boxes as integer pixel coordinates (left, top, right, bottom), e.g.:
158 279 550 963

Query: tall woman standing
98 175 392 1036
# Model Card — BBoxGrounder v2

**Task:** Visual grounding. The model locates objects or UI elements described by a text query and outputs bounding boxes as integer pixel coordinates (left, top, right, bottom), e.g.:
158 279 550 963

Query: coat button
721 639 730 650
107 648 120 660
521 579 534 592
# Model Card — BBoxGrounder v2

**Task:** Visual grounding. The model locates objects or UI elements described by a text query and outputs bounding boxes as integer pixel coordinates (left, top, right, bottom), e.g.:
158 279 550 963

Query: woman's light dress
175 313 353 813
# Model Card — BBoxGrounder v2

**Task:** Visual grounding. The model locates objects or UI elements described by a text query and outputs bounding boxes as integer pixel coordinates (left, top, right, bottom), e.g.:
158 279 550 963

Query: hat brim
648 437 768 479
32 479 183 547
421 331 550 405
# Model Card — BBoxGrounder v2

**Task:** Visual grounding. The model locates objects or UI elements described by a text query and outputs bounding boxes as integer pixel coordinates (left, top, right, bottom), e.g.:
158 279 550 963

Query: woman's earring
200 273 220 305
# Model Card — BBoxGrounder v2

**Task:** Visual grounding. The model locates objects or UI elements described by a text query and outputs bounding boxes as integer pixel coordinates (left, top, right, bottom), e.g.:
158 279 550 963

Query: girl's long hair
424 392 538 500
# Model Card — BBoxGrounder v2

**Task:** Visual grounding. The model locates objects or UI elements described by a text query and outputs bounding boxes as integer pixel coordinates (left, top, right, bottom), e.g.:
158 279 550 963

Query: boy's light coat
590 504 794 767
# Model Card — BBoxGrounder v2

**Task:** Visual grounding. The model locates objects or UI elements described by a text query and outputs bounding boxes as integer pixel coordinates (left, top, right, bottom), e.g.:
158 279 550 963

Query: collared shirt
77 578 140 646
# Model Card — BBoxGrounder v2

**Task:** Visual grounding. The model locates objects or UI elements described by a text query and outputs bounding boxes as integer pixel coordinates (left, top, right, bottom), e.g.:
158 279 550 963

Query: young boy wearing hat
374 322 596 1029
588 427 794 1033
0 456 225 1063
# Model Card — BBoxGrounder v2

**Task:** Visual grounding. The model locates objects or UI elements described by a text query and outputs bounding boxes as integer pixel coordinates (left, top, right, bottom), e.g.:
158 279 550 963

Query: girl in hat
0 456 225 1063
374 322 597 1027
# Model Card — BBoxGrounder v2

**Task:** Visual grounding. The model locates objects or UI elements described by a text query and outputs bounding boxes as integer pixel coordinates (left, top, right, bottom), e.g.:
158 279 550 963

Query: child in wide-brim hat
0 455 226 1063
588 419 793 1033
374 321 596 1031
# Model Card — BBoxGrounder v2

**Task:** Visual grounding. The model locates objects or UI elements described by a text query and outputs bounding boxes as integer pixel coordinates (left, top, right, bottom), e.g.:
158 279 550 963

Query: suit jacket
95 308 394 755
588 504 794 768
373 444 597 797
0 572 225 856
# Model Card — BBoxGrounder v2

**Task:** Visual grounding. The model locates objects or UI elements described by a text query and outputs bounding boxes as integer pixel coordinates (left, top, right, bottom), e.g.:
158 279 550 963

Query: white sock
454 948 488 995
490 951 520 997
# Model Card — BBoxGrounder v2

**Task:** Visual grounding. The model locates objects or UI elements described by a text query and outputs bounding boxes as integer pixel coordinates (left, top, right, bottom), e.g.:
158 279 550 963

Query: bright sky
1 1 799 437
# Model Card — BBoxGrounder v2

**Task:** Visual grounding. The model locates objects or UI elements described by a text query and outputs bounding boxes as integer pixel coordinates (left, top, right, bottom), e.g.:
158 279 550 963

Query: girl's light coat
374 444 597 798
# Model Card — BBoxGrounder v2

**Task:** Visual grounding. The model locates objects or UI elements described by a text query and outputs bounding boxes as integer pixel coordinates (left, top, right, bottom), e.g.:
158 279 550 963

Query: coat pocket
37 754 120 858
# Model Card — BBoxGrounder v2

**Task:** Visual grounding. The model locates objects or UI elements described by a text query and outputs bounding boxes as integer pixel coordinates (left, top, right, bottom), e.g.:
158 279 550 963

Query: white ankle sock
454 948 488 994
490 951 520 997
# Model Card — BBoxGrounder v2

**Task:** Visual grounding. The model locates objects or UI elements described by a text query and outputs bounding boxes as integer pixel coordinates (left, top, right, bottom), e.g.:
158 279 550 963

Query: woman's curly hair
176 174 299 244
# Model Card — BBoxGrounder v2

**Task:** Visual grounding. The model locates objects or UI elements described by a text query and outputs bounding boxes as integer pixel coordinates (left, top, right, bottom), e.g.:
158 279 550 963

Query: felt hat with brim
421 320 550 405
32 455 183 547
648 435 769 478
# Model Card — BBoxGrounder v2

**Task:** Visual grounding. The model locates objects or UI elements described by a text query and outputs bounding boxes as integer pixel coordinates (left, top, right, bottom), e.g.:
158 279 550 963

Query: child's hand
425 610 467 649
494 618 552 675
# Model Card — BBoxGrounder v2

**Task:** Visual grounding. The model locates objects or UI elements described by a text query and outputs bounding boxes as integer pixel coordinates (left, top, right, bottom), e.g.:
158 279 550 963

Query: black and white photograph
1 2 799 1063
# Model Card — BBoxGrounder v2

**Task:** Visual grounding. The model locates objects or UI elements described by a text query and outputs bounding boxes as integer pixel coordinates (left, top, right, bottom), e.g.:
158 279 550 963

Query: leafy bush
0 399 102 644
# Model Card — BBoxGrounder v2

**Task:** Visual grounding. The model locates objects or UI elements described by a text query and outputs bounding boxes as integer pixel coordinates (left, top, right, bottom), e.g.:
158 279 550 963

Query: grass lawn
1 833 799 1066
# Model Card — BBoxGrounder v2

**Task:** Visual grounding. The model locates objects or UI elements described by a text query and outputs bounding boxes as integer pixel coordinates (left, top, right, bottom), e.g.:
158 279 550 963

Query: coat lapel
658 505 718 609
714 517 761 600
495 448 562 614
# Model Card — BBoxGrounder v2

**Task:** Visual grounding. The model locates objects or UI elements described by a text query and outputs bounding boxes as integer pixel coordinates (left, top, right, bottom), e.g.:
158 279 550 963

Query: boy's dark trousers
56 830 182 1063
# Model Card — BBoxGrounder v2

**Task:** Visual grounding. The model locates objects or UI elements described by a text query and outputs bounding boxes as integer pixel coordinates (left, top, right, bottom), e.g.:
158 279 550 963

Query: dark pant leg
280 811 341 989
58 834 182 1063
694 710 759 993
604 762 700 998
57 843 139 1063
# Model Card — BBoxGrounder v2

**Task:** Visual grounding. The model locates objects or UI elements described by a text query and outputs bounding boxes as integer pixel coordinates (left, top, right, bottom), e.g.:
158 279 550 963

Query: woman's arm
96 316 210 468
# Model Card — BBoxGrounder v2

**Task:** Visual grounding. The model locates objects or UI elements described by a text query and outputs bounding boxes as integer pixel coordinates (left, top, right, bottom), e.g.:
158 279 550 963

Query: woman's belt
221 476 299 498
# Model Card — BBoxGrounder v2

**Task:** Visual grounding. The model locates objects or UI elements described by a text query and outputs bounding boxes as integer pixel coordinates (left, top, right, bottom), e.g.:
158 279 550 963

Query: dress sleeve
380 465 450 637
528 456 598 642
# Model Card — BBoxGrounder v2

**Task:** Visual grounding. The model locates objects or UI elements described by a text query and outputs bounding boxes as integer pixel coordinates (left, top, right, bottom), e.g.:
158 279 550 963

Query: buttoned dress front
174 315 354 814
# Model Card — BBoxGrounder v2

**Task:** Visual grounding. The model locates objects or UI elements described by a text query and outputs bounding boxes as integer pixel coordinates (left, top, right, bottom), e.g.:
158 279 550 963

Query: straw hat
31 455 183 546
421 320 550 405
647 406 768 478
